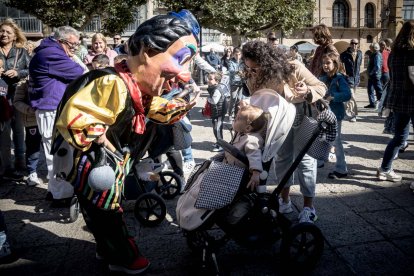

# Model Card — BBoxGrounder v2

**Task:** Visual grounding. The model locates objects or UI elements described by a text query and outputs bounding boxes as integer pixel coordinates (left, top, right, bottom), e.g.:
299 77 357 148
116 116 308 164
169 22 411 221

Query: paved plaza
0 88 413 275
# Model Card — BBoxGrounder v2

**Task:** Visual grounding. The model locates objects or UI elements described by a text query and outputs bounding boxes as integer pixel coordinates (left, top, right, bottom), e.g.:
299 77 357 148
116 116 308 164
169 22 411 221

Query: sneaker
1 170 24 181
364 104 375 108
376 168 402 182
27 172 41 186
278 198 293 214
349 116 357 122
410 182 414 191
328 171 348 179
183 160 195 174
109 256 150 274
298 207 317 223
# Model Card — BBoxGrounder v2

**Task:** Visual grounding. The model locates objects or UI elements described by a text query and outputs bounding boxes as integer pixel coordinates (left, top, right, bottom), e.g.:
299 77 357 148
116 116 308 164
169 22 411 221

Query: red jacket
381 49 390 73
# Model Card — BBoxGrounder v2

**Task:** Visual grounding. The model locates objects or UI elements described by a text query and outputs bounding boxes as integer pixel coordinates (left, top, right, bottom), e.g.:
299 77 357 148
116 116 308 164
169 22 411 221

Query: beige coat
13 79 37 127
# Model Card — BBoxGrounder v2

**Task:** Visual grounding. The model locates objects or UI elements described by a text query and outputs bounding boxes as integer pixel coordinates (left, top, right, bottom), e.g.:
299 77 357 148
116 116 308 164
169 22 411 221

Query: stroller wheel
155 171 182 199
134 193 166 227
69 196 80 223
280 222 324 270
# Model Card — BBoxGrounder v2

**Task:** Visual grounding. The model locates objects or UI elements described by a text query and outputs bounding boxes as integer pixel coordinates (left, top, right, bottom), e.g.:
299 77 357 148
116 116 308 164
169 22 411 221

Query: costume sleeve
146 96 188 125
55 75 128 151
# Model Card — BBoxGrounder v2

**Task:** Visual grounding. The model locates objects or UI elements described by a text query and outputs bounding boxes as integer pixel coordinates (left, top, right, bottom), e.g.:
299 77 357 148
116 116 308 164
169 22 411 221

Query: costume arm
194 54 216 73
146 96 188 125
55 75 128 151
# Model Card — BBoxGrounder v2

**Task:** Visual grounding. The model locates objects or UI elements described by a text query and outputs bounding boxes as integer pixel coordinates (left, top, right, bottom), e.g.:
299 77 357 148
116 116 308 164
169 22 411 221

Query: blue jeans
276 126 317 198
367 76 383 106
381 72 390 86
181 146 193 162
381 112 414 171
334 121 347 174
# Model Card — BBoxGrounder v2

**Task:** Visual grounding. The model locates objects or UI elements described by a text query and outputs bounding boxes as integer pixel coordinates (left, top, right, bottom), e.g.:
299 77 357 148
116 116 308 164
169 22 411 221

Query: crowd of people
0 11 413 274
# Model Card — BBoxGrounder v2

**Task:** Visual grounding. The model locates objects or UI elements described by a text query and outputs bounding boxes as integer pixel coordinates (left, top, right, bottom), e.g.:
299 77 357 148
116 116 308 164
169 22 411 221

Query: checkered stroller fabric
293 109 337 161
195 161 245 210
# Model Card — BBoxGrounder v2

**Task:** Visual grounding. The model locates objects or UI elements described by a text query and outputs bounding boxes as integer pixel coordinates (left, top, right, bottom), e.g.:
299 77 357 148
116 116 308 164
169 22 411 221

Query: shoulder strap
13 49 20 69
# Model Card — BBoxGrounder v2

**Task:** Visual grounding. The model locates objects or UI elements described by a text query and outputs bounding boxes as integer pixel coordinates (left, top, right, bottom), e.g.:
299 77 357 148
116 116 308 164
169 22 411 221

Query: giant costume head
126 10 200 96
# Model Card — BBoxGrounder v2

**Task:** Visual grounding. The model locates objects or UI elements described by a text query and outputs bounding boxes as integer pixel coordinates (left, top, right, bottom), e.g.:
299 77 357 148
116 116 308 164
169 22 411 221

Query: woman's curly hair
242 40 294 90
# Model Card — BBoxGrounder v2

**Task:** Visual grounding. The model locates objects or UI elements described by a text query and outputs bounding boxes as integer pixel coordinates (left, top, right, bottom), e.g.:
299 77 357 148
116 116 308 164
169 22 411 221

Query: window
366 35 373 43
403 0 414 20
333 0 349 27
365 3 375 28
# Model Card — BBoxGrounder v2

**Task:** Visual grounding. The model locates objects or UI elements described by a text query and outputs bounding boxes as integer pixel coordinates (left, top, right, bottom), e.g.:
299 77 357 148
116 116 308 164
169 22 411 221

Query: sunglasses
114 37 121 40
351 42 358 45
60 39 80 50
268 37 277 41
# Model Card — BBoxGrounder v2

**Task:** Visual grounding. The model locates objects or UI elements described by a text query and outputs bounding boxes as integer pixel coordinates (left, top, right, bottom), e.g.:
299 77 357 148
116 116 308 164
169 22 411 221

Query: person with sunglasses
28 26 84 207
241 40 326 224
267 31 278 48
340 38 362 122
112 34 125 54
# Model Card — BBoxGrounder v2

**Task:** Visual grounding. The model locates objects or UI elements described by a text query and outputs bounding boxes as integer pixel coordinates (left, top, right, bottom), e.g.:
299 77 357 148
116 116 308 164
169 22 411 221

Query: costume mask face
138 34 198 96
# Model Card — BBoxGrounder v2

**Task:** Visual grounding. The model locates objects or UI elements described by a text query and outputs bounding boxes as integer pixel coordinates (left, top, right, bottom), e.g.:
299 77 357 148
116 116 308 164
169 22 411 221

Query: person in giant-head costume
53 10 200 274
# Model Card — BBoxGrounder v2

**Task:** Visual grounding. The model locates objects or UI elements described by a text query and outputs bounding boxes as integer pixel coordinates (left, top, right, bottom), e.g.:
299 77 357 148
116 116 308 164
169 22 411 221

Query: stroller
69 122 183 226
176 102 332 274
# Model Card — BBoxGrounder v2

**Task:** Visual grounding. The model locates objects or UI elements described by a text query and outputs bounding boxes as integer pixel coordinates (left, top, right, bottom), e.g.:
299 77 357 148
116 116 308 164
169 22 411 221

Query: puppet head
127 10 200 96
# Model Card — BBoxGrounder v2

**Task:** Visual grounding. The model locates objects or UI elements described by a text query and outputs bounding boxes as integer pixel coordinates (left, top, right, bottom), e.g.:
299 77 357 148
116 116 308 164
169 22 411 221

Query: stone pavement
0 88 413 275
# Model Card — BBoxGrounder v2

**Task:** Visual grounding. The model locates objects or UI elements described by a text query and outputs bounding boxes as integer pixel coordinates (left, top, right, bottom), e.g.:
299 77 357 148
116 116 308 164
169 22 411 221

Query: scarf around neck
115 60 148 134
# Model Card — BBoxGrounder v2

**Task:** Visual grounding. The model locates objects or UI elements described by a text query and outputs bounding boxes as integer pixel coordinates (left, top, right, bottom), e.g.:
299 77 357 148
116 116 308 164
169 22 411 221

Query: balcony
0 17 42 35
312 17 384 29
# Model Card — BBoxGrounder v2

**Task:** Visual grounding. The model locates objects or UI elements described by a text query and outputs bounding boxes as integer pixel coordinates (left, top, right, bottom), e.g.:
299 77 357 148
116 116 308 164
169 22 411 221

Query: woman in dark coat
377 20 414 183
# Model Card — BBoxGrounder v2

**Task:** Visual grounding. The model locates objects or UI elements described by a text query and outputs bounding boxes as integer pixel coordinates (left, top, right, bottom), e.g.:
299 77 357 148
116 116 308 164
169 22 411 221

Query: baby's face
232 110 250 133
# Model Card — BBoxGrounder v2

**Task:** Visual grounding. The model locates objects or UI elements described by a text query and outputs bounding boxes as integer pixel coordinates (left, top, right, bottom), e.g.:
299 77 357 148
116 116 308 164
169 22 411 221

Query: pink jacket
84 49 118 66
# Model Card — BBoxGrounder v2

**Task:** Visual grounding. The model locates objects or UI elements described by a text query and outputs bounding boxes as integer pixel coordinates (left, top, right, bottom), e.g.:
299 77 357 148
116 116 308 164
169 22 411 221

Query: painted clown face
136 34 198 96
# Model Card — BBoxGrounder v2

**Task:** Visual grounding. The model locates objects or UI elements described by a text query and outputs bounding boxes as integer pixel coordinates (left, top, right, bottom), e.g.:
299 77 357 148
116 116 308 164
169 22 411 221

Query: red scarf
115 61 148 134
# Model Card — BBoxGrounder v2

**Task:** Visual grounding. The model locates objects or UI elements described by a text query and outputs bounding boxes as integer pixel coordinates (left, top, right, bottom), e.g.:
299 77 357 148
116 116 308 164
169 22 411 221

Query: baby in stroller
223 104 269 191
177 92 326 273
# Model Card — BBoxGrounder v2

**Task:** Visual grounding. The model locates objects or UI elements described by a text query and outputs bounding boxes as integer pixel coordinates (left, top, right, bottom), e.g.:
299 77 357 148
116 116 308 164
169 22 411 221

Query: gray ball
88 165 116 192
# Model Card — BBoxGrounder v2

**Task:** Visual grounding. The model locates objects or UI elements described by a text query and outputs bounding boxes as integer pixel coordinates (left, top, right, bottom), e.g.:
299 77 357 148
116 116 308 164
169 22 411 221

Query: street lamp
385 6 390 18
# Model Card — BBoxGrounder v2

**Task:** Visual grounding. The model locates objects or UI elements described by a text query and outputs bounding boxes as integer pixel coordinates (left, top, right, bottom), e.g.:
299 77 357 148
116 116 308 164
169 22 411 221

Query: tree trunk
231 34 243 48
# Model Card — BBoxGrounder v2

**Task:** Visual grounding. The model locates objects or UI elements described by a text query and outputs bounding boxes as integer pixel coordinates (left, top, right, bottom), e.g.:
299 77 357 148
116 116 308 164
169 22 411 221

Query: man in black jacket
340 38 362 122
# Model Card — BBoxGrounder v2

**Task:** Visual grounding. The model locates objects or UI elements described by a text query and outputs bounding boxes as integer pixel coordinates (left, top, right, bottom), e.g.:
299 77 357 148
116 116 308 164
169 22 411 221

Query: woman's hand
294 80 309 97
3 69 18 78
247 171 260 191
